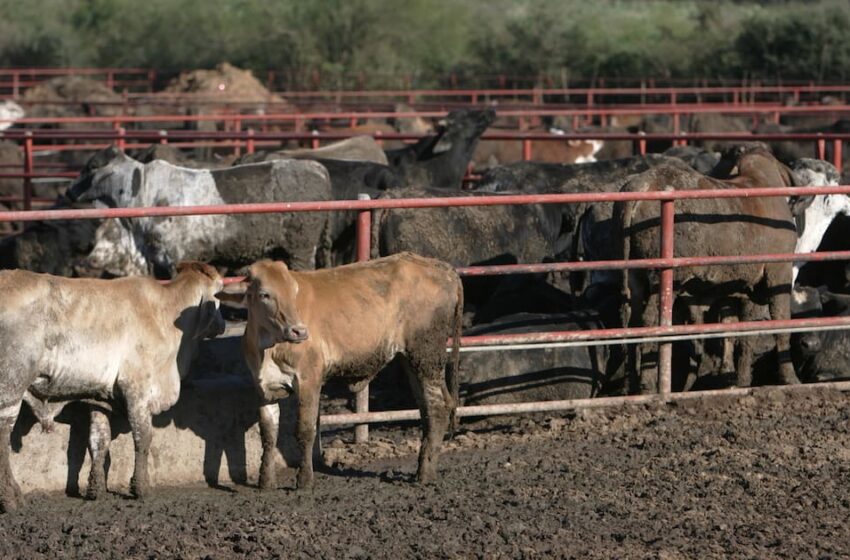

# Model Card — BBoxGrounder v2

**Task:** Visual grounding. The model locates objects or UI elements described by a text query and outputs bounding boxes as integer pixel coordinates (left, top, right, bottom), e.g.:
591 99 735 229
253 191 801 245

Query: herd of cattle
2 107 850 512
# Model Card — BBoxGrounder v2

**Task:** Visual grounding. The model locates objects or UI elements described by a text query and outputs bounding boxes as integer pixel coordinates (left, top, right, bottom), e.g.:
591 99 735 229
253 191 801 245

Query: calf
0 262 225 512
218 253 462 489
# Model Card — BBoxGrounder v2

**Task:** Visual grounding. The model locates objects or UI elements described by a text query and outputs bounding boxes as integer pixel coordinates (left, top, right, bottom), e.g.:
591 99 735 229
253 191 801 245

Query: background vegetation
0 0 848 88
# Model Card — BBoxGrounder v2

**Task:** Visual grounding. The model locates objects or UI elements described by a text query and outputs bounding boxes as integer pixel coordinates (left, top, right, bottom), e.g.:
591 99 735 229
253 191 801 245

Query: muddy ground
2 387 850 559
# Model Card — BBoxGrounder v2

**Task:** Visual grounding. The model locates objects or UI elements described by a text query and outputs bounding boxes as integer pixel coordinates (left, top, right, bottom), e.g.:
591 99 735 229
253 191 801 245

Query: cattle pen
1 125 850 212
3 181 850 444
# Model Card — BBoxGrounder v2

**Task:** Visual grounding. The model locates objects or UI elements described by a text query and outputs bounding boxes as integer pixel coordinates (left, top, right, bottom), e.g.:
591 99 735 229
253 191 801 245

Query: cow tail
448 277 463 434
369 206 383 260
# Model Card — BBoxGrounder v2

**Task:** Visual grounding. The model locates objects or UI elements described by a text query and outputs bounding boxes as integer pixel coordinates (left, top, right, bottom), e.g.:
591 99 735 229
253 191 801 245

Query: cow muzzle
283 325 309 343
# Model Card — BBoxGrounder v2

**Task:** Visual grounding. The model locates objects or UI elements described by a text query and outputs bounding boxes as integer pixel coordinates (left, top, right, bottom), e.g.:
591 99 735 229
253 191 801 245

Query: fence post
233 118 242 157
311 130 320 150
23 132 33 212
116 127 126 151
12 72 19 99
246 128 256 154
834 139 843 174
522 138 532 161
355 193 372 443
158 130 168 145
658 192 675 398
817 136 826 160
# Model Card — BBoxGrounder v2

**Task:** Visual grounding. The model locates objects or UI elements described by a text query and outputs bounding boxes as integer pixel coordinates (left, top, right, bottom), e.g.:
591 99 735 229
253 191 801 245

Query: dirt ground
2 386 850 559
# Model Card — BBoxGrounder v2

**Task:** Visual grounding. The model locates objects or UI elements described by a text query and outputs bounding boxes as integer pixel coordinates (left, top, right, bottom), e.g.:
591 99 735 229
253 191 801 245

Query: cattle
615 147 801 393
239 135 389 165
477 155 693 293
792 289 850 383
371 186 562 307
0 101 24 131
0 262 226 512
0 212 101 276
662 145 720 175
786 159 843 284
384 109 495 189
132 143 231 169
471 130 604 170
216 253 462 489
65 146 333 276
461 311 611 405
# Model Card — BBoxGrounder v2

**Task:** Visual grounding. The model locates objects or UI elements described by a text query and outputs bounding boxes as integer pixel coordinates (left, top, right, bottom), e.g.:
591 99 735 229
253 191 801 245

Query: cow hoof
258 475 277 491
84 486 101 501
0 492 24 514
129 478 148 500
296 471 314 491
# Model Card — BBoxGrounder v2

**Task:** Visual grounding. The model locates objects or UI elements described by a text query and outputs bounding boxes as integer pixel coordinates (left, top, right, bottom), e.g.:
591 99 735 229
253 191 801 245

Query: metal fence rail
2 185 850 433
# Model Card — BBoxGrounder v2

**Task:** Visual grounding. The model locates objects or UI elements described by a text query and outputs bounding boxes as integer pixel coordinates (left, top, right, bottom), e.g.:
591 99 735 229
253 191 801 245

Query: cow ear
215 283 248 309
788 195 815 216
177 261 220 281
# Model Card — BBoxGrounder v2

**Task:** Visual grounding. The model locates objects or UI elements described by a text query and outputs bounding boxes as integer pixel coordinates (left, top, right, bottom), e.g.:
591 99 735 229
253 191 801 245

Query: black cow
384 109 496 189
461 311 614 404
372 186 562 307
792 289 850 382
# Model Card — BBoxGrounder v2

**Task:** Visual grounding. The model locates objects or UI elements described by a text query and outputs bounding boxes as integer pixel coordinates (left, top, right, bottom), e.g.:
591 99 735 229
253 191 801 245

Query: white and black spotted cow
788 158 843 285
66 146 333 277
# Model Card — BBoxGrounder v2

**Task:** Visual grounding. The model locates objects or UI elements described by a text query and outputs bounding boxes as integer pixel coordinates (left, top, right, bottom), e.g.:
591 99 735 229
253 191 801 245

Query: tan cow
217 252 463 490
0 262 225 513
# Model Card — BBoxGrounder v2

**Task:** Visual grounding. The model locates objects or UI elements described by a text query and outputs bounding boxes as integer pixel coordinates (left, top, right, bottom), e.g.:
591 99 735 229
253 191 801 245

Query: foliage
1 0 849 88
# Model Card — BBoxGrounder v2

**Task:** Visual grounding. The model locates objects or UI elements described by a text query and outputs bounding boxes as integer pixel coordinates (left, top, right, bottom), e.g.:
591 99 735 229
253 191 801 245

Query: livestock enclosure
4 75 850 557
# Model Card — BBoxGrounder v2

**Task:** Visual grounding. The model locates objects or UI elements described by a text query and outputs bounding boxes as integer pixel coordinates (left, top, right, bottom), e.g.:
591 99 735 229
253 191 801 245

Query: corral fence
3 67 850 106
0 127 847 211
2 185 850 442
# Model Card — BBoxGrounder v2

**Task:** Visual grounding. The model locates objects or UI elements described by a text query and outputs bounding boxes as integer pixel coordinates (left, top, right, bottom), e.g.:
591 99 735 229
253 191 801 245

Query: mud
2 387 850 559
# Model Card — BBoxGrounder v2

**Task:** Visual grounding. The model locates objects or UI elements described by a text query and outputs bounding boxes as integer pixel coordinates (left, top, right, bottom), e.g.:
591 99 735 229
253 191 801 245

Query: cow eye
258 291 270 300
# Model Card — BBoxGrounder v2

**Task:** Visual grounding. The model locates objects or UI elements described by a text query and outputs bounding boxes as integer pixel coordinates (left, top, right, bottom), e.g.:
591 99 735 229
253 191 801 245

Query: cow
662 145 720 175
472 130 604 170
792 289 850 383
216 253 463 489
462 311 612 405
0 101 24 131
371 186 562 307
615 146 802 393
477 155 694 293
64 146 333 277
238 135 389 165
385 109 496 189
785 159 842 284
0 262 226 512
0 212 101 276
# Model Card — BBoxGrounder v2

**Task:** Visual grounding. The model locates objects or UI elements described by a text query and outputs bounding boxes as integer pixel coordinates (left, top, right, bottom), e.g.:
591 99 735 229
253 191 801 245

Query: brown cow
615 146 801 393
472 130 604 170
217 252 463 489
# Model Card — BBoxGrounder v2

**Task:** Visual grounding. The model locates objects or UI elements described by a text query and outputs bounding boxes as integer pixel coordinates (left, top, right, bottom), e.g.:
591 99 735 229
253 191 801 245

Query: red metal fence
2 185 850 431
2 67 850 106
0 128 848 213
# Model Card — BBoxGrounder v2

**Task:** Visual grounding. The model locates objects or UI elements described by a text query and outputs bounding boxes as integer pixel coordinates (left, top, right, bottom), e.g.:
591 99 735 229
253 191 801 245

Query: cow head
175 261 226 339
431 109 496 154
65 145 143 207
216 260 308 349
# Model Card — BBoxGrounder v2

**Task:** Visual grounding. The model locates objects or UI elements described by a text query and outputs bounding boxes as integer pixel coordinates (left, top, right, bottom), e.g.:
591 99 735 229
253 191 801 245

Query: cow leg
126 401 152 499
733 298 755 387
258 402 280 491
765 264 801 385
294 378 321 491
0 405 23 513
402 354 451 484
638 291 660 394
85 407 111 500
